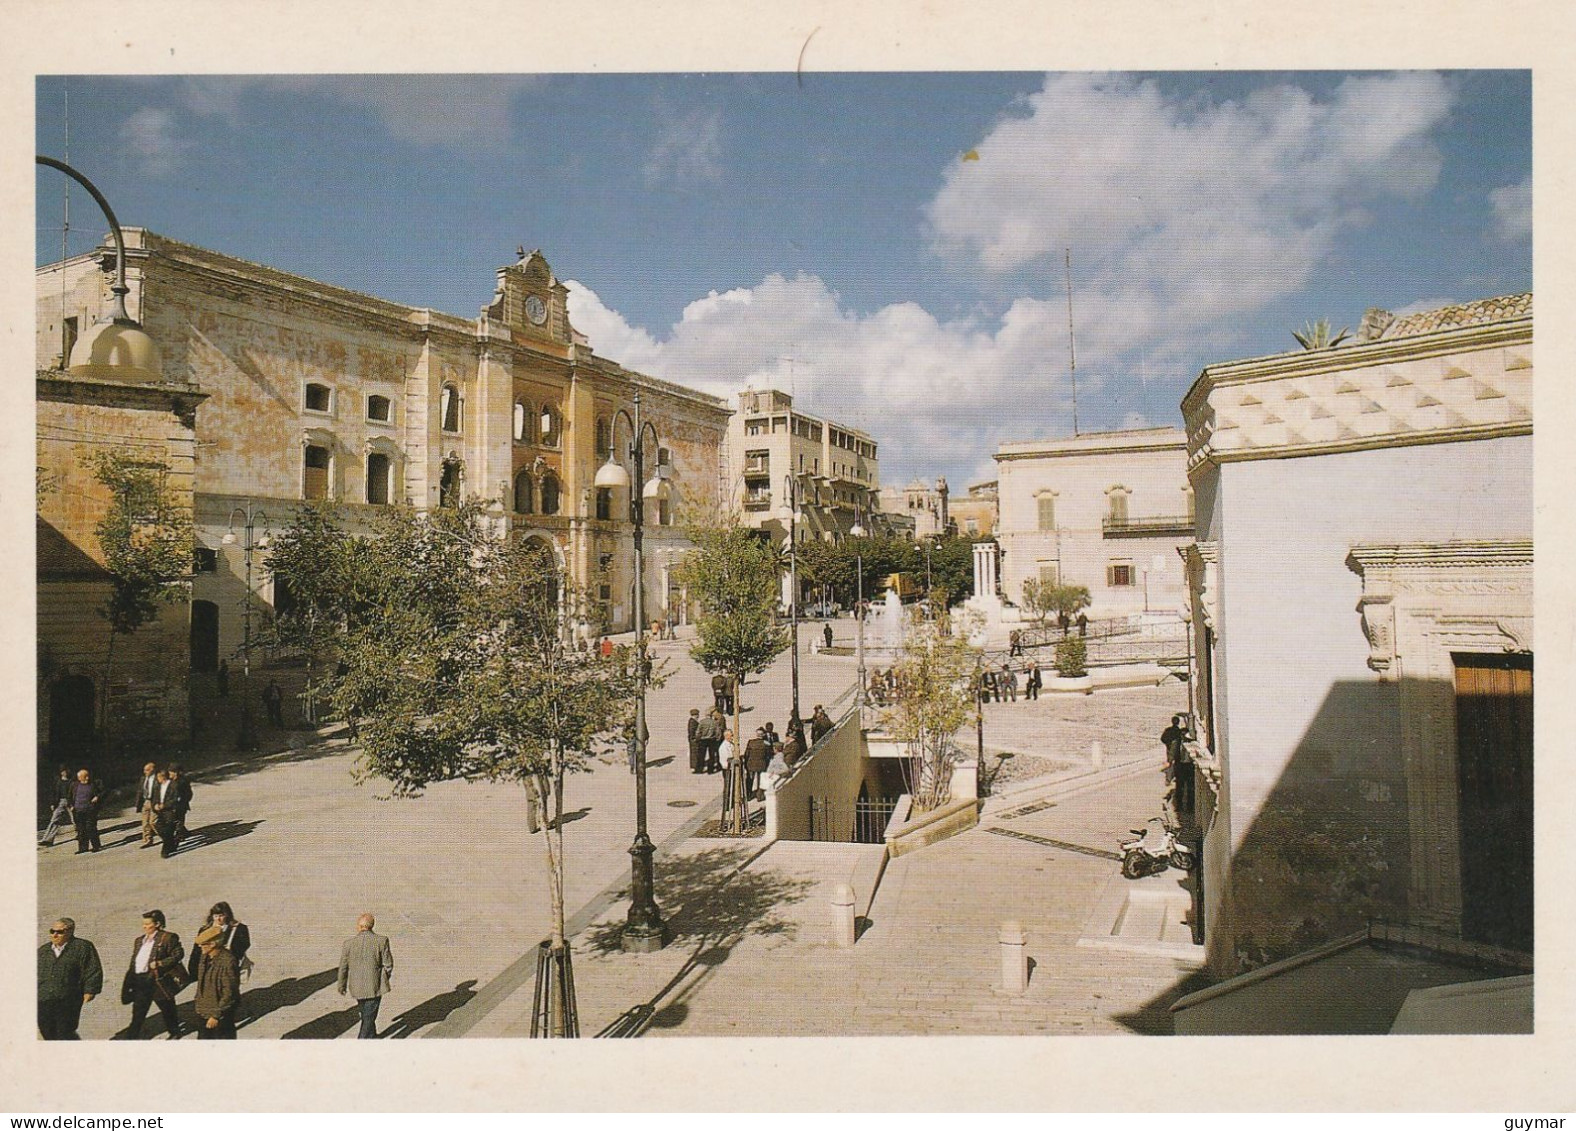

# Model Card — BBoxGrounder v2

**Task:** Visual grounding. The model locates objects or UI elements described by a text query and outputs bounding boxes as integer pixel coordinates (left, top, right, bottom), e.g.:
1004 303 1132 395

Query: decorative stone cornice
1347 539 1533 677
1183 313 1531 471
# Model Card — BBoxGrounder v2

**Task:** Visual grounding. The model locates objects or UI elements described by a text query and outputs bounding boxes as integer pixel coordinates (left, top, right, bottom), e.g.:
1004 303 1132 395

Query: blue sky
36 71 1530 487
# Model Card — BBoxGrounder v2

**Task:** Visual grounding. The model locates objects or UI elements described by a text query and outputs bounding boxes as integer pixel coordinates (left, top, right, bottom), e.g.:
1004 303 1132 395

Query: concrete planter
885 793 980 858
1044 674 1094 694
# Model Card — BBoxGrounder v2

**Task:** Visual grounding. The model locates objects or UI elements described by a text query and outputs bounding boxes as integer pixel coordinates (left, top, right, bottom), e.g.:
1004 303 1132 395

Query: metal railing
1102 513 1195 537
808 795 900 844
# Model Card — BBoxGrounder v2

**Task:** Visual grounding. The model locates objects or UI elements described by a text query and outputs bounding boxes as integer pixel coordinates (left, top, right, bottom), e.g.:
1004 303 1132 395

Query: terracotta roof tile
1382 293 1532 339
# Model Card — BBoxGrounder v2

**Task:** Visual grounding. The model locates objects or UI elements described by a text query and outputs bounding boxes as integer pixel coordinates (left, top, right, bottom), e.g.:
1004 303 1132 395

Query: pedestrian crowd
39 905 396 1041
40 760 197 858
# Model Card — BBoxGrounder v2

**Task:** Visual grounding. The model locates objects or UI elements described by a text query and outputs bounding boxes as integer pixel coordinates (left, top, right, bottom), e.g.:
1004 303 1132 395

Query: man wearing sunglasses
38 918 103 1040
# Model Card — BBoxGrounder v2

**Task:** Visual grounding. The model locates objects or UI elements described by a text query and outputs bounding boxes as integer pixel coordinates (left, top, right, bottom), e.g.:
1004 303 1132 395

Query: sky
35 71 1531 488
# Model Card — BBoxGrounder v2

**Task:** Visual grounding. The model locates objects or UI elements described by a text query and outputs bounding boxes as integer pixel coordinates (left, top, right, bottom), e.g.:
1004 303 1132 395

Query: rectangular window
1037 496 1056 531
1108 561 1134 587
366 453 390 505
596 487 612 521
304 445 331 500
62 317 78 368
194 546 218 573
1108 493 1129 523
367 395 392 422
1038 563 1058 586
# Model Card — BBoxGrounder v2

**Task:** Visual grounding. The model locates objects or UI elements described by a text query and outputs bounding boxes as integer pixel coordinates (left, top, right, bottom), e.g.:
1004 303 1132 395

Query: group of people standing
39 906 395 1041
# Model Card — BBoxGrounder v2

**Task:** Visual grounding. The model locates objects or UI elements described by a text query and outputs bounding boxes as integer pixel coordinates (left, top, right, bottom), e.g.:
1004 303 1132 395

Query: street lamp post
222 504 270 750
595 392 670 953
850 512 867 706
780 474 802 722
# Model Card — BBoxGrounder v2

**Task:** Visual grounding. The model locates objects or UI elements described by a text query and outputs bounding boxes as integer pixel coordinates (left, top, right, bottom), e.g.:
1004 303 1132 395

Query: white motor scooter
1120 811 1194 879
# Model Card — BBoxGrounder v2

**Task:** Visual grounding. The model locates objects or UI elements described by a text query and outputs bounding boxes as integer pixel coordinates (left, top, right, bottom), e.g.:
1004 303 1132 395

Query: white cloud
925 72 1455 327
1490 175 1531 241
643 100 724 185
176 75 545 150
120 107 191 177
567 272 1086 485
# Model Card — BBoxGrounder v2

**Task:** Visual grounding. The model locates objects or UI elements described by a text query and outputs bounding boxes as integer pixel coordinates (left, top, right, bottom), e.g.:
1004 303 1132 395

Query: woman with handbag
186 902 252 983
121 910 186 1039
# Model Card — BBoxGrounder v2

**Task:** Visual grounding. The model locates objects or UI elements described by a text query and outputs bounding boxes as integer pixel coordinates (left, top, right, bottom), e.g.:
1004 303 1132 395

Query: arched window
540 472 560 515
513 401 527 443
441 384 461 433
513 470 534 515
540 404 560 448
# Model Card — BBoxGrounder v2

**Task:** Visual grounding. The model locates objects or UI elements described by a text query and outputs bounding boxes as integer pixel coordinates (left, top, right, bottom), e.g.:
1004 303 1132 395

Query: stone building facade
727 389 882 545
994 427 1193 617
877 477 952 540
37 232 731 687
1180 294 1533 976
36 326 204 782
949 480 998 538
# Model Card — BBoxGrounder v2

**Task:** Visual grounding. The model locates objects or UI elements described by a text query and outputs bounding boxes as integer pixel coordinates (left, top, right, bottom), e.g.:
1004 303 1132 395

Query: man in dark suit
38 917 103 1039
123 910 185 1039
135 762 159 849
338 912 394 1039
686 708 702 773
743 728 771 798
154 764 193 857
810 705 834 744
68 769 103 854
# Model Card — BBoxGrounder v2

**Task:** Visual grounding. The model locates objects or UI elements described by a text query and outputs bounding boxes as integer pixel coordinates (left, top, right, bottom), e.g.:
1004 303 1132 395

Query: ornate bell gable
482 248 571 345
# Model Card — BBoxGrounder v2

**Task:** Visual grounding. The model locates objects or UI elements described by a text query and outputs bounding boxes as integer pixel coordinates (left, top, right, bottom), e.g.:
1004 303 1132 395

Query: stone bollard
999 920 1028 994
1090 740 1104 769
831 883 857 948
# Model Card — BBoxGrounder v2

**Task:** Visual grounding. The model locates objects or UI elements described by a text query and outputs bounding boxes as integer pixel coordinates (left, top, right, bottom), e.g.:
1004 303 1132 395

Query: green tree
272 501 643 1035
674 524 792 832
1054 636 1088 678
87 451 193 752
880 610 981 813
1020 579 1091 627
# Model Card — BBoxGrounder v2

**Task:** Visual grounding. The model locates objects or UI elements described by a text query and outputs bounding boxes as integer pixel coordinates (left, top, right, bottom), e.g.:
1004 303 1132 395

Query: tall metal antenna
1064 248 1079 436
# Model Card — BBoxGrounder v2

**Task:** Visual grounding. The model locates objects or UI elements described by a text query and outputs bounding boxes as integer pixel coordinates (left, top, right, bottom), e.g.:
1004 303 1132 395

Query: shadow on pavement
170 967 338 1036
174 819 265 852
381 980 479 1038
586 846 814 1035
281 1004 362 1040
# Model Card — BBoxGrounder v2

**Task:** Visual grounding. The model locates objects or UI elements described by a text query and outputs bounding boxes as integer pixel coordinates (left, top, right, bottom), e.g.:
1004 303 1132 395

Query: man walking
135 762 159 849
123 910 184 1039
823 623 834 651
38 918 103 1039
338 913 394 1039
192 924 241 1039
154 764 192 857
69 768 103 854
1026 661 1042 701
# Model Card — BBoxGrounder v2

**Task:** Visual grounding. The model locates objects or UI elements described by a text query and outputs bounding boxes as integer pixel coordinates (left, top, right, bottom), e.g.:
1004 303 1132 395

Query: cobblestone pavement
35 626 856 1040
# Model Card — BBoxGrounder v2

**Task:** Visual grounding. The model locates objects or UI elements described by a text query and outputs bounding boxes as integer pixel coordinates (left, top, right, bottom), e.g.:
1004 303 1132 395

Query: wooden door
1454 652 1533 951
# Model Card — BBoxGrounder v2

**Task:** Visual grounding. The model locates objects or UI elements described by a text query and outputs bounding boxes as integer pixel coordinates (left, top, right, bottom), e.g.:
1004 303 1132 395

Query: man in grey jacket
338 912 393 1039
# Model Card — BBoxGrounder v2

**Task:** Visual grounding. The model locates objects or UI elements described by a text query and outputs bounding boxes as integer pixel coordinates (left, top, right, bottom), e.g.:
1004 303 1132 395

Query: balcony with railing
1102 513 1195 537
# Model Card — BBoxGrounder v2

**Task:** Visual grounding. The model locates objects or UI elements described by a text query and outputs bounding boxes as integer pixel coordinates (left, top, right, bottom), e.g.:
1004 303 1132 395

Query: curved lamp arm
37 155 131 323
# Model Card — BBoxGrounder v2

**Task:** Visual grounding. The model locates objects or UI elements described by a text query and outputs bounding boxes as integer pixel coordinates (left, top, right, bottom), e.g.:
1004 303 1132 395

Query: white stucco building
995 427 1193 617
1180 294 1533 979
